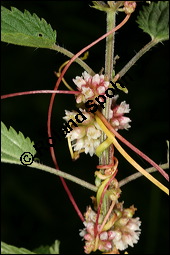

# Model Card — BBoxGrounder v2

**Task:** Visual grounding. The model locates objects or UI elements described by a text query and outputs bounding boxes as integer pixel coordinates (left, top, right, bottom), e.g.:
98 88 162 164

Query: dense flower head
124 1 137 14
80 203 141 254
110 95 131 131
63 109 102 156
73 71 110 103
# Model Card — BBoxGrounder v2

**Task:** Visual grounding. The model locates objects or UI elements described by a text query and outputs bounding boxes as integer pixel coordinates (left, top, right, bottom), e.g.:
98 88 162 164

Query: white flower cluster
110 95 131 131
63 109 102 156
73 71 110 103
80 205 141 254
111 216 141 251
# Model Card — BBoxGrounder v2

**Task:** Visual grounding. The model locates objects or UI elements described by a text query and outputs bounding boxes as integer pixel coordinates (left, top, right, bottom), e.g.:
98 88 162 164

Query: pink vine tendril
1 90 80 100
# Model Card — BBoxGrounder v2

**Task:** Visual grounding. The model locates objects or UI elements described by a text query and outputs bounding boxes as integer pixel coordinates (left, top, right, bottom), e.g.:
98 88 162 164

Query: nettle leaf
1 122 36 165
1 241 36 254
1 6 56 48
136 1 169 42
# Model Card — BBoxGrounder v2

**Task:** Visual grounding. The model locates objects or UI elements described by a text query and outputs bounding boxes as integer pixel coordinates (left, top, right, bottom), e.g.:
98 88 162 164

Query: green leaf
1 122 36 165
33 240 60 254
1 6 56 48
33 245 51 254
49 240 60 254
1 241 36 254
136 1 169 42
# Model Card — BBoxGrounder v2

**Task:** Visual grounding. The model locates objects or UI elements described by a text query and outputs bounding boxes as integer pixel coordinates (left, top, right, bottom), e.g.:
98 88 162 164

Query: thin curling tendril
54 52 89 91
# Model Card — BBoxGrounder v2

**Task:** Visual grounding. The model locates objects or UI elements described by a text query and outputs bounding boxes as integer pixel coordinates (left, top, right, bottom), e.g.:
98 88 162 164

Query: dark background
1 1 169 254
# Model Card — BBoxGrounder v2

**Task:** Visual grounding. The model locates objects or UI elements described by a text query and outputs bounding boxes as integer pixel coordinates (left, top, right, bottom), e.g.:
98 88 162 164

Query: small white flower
93 139 100 150
118 116 131 130
114 231 122 242
126 217 141 231
97 86 106 94
87 126 101 139
115 239 126 251
82 71 91 82
76 94 84 104
111 119 120 129
85 207 97 222
113 101 130 116
82 86 94 99
63 110 77 121
92 74 101 85
111 117 131 131
73 138 85 151
104 80 110 89
69 127 86 140
79 228 86 238
108 230 116 240
85 222 95 236
83 112 94 125
84 138 96 156
73 76 86 88
100 232 108 241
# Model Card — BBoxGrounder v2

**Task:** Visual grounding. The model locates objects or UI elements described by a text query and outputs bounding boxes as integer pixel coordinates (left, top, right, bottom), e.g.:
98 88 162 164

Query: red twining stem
1 90 80 99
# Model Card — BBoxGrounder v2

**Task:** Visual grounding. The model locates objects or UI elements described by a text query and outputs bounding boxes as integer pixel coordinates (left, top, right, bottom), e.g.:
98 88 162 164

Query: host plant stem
99 9 116 166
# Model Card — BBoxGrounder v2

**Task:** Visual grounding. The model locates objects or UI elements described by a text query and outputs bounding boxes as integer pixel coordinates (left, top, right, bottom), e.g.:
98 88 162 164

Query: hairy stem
119 162 169 188
113 39 159 82
100 9 116 166
51 44 95 75
29 162 97 190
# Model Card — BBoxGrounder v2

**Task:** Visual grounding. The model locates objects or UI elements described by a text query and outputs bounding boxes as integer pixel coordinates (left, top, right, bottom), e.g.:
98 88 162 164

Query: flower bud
100 231 108 241
108 230 116 240
124 1 137 14
69 126 86 140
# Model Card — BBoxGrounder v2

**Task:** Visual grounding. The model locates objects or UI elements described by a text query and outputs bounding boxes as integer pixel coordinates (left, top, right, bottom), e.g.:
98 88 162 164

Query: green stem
119 162 169 188
51 44 95 75
117 39 159 79
28 162 97 192
99 9 116 166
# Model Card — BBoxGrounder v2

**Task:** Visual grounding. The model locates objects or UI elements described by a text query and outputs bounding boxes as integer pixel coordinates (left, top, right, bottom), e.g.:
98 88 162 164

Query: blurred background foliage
1 1 169 254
